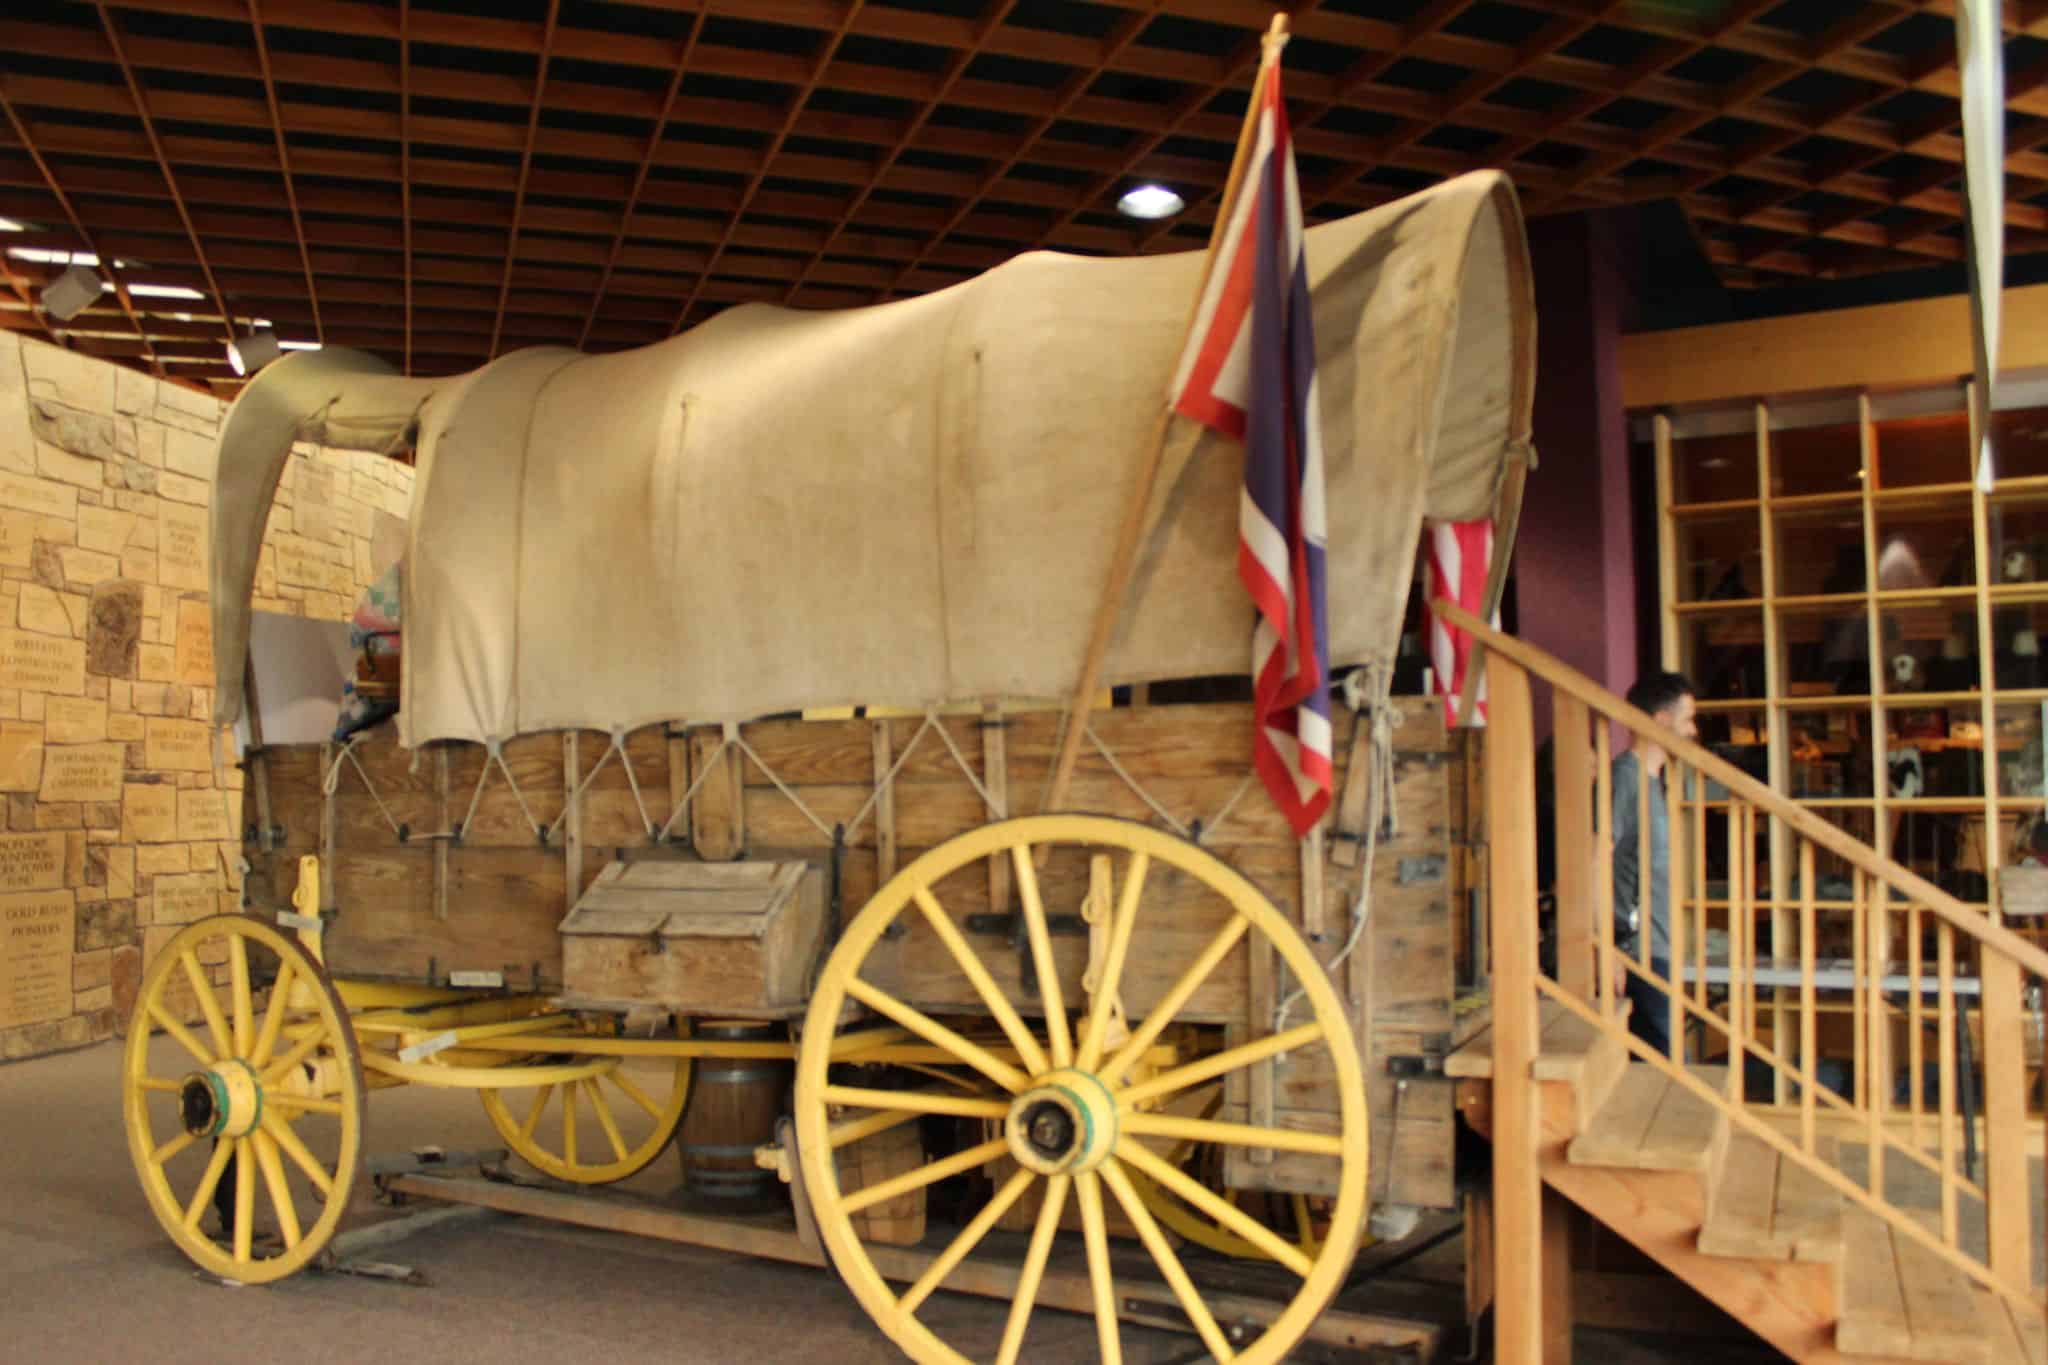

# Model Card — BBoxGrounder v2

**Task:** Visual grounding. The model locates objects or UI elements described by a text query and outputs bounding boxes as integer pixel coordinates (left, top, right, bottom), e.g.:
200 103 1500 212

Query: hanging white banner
1956 0 2005 488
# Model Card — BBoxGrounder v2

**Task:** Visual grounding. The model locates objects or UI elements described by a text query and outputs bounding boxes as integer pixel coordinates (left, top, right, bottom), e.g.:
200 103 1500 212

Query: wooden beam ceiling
0 0 2040 393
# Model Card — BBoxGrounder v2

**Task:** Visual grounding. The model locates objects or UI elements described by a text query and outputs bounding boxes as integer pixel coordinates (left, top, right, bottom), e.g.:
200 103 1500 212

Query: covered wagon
121 167 1534 1365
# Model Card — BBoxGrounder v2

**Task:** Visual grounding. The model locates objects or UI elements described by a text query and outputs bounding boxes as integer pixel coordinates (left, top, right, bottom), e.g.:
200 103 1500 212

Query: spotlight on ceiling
1116 184 1185 220
40 263 106 323
227 328 282 377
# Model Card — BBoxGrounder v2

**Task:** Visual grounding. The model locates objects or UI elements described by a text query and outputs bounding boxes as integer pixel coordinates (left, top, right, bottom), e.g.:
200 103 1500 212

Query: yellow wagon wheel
479 1039 691 1184
122 914 365 1284
796 815 1368 1365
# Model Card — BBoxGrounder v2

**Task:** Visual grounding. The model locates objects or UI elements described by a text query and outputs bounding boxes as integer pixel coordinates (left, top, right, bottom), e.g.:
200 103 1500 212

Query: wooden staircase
1451 1003 2048 1364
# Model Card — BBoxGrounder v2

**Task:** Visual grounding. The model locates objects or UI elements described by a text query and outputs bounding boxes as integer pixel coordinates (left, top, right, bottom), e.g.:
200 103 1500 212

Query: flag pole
1039 12 1291 817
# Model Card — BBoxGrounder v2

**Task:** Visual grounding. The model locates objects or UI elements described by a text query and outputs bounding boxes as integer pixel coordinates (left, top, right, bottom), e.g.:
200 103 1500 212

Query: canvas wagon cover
210 170 1534 746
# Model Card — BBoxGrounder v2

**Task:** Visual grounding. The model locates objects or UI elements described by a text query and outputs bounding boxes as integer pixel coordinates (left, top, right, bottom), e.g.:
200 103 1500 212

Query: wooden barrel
677 1020 790 1205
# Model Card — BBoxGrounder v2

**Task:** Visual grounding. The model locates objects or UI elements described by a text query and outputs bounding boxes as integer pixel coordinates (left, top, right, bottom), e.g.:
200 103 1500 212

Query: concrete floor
3 1038 1786 1364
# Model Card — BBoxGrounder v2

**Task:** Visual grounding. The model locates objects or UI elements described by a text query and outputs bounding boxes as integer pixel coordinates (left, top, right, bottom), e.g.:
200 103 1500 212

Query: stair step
1838 1209 1990 1364
1698 1134 1842 1262
1446 998 1627 1080
1567 1063 1727 1172
1984 1289 2048 1365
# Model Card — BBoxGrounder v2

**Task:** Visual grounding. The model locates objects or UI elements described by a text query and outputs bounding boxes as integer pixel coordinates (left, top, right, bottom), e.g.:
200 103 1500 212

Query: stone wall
0 333 412 1061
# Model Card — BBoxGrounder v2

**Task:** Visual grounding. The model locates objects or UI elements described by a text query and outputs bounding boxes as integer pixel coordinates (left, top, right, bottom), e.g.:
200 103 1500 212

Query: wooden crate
559 860 826 1017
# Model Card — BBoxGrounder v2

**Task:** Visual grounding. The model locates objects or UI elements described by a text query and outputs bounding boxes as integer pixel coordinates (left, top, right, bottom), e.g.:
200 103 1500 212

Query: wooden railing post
1980 953 2030 1285
1553 694 1594 1002
1489 657 1543 1365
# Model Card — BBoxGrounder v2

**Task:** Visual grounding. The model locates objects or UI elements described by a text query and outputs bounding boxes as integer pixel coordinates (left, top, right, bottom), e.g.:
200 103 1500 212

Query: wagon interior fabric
207 170 1534 745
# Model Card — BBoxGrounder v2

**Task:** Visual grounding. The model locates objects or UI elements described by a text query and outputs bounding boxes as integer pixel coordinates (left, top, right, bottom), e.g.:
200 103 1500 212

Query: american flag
1426 519 1496 726
1168 63 1332 837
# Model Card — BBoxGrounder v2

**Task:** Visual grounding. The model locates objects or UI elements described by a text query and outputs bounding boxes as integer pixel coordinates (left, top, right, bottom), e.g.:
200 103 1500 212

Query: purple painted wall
1512 210 1639 735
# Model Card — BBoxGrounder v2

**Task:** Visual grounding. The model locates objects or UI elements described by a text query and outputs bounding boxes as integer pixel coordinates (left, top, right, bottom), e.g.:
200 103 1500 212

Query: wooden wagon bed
243 696 1472 1211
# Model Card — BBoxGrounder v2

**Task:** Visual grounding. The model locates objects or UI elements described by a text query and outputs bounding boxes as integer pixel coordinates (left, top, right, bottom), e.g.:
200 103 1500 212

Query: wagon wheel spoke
228 934 254 1057
148 1130 198 1168
1119 1112 1343 1158
180 950 234 1061
150 1002 217 1069
1100 913 1251 1087
607 1069 662 1121
231 1139 256 1263
1075 852 1147 1073
263 1111 337 1197
1075 1171 1123 1365
843 977 1029 1093
1120 1021 1325 1107
911 885 1048 1077
261 1023 334 1087
995 1172 1069 1365
249 959 296 1067
828 1108 921 1150
1100 1159 1237 1361
520 1083 556 1139
584 1078 629 1163
840 1138 1007 1217
820 1085 1009 1121
1115 1140 1314 1276
181 1139 237 1230
562 1080 579 1168
268 1095 344 1116
252 1130 303 1251
897 1167 1036 1317
1010 845 1072 1068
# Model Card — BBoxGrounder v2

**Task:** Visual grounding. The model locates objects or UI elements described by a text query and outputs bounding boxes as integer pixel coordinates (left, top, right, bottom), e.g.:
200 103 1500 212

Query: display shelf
1671 497 1763 516
1673 597 1766 614
1655 394 2039 927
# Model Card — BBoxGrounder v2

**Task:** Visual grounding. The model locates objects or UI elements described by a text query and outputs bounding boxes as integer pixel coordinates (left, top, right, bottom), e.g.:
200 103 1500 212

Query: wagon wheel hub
180 1058 264 1140
1004 1068 1117 1175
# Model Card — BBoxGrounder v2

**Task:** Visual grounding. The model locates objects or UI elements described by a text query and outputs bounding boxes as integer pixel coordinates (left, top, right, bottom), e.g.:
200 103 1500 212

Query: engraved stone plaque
0 833 65 892
38 742 125 803
153 872 219 927
175 598 212 687
0 471 78 522
177 790 231 842
0 891 75 1027
123 782 177 842
0 630 85 694
159 503 209 592
145 718 214 772
43 696 106 745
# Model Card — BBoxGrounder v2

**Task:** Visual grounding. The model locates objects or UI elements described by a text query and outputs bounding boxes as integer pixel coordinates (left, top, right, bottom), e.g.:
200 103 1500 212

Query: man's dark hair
1626 671 1695 719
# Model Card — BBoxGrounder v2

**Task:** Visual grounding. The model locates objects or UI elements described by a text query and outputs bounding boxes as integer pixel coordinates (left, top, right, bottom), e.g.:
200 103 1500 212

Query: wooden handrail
1435 599 2048 983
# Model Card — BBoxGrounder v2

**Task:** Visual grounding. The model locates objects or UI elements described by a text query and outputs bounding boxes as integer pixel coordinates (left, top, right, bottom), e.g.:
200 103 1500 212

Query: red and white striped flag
1426 519 1496 727
1167 62 1332 837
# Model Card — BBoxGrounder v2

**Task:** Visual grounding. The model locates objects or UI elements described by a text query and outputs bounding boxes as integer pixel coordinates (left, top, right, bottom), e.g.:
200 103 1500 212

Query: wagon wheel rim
122 914 365 1284
795 815 1368 1365
479 1032 692 1184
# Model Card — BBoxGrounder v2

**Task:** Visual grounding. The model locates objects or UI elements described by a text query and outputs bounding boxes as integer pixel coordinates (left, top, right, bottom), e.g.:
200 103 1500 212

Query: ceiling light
1116 184 1185 220
127 283 206 300
0 218 26 232
7 246 99 267
40 264 106 323
227 328 282 377
277 340 322 352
